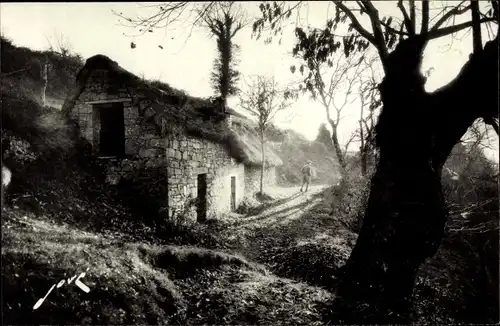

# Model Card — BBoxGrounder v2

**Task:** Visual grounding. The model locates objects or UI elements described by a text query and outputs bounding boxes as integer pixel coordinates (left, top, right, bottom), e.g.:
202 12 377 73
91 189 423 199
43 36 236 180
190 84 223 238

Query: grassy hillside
1 37 84 108
1 36 85 168
3 35 497 325
2 203 332 325
1 93 332 325
0 37 336 325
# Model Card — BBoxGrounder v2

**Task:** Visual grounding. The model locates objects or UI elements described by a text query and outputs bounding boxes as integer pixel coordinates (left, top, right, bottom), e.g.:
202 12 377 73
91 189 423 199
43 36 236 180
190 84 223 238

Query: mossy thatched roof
62 54 282 167
230 117 283 167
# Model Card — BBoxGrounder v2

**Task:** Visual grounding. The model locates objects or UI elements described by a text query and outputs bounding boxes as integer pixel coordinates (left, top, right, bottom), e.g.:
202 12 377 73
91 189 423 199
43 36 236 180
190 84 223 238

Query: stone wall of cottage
70 68 169 216
70 67 245 222
165 132 245 220
94 157 169 219
70 68 164 158
245 166 277 196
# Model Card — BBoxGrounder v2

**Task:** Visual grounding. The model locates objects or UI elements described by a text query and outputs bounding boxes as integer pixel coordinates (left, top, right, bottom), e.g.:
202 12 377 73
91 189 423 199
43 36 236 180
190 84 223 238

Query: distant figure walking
300 160 313 192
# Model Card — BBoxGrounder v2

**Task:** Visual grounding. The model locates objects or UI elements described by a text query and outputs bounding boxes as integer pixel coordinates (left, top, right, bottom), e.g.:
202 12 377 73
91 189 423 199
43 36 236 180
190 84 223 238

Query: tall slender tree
240 75 293 194
291 50 367 181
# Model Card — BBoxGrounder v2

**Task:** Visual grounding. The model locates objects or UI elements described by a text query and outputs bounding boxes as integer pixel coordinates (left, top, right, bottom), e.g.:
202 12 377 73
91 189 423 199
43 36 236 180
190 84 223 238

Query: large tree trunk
332 36 498 324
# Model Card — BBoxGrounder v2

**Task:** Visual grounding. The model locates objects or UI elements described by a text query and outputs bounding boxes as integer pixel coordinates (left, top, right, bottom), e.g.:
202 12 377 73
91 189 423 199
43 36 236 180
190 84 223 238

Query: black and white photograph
1 1 499 325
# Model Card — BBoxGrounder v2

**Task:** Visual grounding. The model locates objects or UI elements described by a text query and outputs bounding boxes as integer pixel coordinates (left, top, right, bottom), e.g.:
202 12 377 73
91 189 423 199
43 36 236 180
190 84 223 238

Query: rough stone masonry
70 66 246 222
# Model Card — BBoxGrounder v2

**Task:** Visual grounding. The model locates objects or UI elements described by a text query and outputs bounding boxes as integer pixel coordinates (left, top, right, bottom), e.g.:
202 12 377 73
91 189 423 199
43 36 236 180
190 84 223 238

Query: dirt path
234 185 328 230
3 183 351 325
221 185 357 289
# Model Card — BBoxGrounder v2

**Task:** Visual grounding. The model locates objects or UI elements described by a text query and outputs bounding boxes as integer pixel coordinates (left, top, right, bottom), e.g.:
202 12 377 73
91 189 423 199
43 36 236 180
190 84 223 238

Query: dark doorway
231 176 236 211
197 173 207 222
97 102 125 157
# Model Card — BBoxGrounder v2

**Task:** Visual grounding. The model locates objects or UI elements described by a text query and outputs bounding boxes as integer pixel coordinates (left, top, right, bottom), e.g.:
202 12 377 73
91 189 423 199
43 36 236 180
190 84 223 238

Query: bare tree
254 0 498 322
45 31 73 57
445 123 498 232
239 75 293 194
291 49 368 180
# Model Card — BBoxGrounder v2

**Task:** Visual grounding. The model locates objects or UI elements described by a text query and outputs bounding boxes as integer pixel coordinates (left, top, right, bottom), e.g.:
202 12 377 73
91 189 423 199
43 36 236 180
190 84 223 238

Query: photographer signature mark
33 268 91 310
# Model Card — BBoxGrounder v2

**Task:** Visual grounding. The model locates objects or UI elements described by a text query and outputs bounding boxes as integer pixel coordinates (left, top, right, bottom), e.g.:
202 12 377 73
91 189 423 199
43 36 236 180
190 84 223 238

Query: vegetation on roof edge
63 54 282 167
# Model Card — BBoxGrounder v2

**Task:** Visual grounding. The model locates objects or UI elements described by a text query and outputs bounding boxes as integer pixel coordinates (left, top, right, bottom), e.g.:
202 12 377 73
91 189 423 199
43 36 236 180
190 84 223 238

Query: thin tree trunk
260 131 265 194
42 60 48 106
471 0 482 53
359 119 367 176
1 164 11 209
359 89 368 176
324 97 348 182
332 36 498 324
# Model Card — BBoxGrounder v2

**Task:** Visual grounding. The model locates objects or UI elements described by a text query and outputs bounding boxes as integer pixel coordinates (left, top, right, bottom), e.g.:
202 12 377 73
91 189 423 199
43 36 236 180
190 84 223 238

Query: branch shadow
241 187 358 289
239 191 303 219
235 200 310 227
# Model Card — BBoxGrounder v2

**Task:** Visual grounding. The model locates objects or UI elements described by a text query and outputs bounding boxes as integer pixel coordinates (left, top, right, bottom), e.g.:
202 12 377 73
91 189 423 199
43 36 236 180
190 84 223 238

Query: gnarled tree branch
429 17 496 40
380 20 409 36
397 0 415 35
409 0 416 34
471 0 483 53
421 0 430 34
335 1 377 46
358 1 389 68
431 1 470 31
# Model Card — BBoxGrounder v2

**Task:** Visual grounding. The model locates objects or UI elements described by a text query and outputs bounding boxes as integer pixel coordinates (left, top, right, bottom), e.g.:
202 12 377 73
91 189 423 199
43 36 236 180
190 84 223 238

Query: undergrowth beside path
216 185 357 289
2 187 333 325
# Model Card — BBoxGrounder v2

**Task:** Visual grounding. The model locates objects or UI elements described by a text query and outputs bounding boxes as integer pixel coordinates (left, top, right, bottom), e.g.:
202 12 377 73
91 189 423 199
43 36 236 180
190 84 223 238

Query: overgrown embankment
1 122 333 325
2 207 334 325
215 166 498 325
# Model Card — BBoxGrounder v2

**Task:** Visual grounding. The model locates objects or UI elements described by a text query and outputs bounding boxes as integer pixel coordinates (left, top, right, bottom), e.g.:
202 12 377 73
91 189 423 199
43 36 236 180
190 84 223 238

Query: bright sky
1 2 498 161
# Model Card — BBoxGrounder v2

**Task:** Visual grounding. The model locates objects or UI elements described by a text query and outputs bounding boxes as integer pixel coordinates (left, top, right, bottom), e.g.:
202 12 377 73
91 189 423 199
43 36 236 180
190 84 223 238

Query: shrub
168 194 198 227
2 89 79 161
2 134 38 163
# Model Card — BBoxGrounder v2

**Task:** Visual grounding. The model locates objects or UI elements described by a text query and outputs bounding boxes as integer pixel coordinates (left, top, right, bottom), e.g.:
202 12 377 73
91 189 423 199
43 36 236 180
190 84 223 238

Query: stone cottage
62 54 282 222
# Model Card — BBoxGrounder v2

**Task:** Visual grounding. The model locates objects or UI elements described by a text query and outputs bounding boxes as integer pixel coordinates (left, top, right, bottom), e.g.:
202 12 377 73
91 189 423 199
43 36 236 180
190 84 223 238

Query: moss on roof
62 54 282 167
